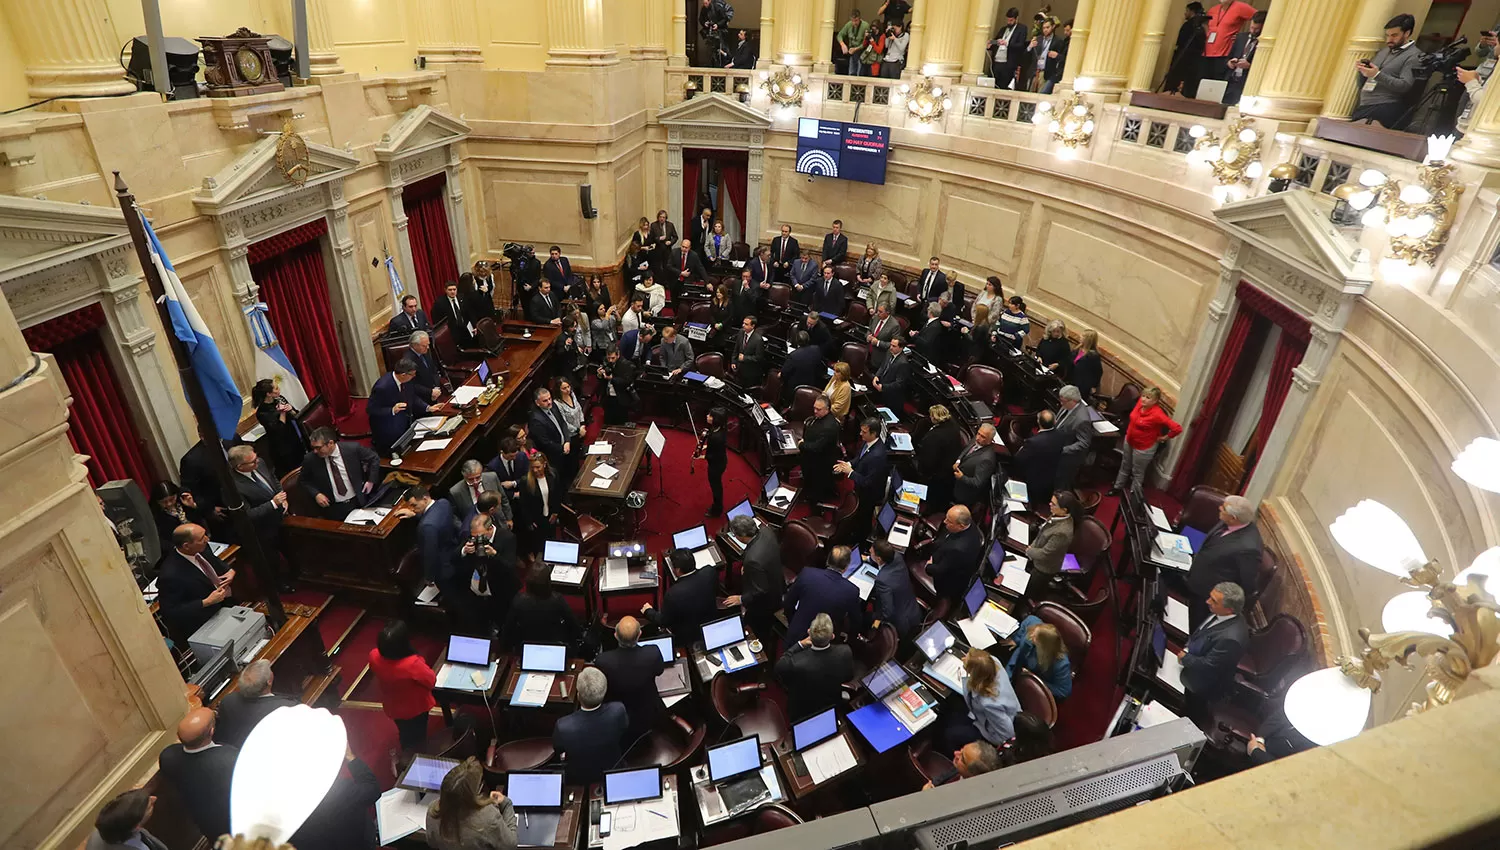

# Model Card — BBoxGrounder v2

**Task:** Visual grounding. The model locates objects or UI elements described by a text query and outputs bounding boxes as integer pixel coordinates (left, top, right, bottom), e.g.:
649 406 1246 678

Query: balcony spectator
1350 14 1421 128
1162 3 1209 98
1223 11 1265 105
1202 0 1258 83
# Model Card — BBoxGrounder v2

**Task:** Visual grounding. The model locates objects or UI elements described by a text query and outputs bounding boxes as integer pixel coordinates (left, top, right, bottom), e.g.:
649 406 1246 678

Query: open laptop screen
702 614 745 652
507 771 563 808
792 708 838 752
604 767 662 805
707 735 762 782
520 643 566 672
447 635 490 666
641 635 673 663
672 525 709 551
543 540 580 565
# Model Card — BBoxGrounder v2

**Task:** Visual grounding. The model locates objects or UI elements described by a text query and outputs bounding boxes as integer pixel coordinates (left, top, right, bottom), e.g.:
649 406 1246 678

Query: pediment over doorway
1215 191 1373 297
194 134 359 216
0 196 129 284
658 93 771 130
374 105 470 163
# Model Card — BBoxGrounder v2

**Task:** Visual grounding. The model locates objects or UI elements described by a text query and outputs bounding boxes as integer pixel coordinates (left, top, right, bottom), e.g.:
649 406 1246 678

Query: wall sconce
1339 135 1465 266
899 77 951 124
1266 162 1298 193
759 67 806 108
684 78 699 100
1034 91 1096 154
1186 116 1264 185
735 80 750 104
1329 182 1364 226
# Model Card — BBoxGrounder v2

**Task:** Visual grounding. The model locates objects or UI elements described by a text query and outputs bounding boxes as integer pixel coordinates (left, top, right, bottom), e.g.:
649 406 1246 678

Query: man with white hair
1175 581 1250 728
774 612 855 720
449 458 503 521
552 666 629 785
214 659 296 747
407 330 445 401
1053 384 1096 491
1184 495 1263 629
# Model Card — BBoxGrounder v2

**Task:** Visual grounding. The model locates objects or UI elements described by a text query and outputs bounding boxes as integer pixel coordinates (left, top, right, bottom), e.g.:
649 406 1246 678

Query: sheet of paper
764 407 786 425
956 616 998 649
594 463 620 478
449 386 484 405
1164 596 1191 633
515 671 554 706
1005 480 1030 502
207 541 230 558
977 601 1020 639
645 421 667 457
889 432 914 451
342 508 388 525
415 438 452 452
693 548 717 569
376 788 429 844
1157 650 1185 693
852 382 869 393
1148 504 1172 530
551 564 587 584
998 559 1031 594
806 735 858 784
415 584 441 605
1008 517 1031 546
1138 699 1181 729
437 660 499 691
924 361 939 374
414 416 447 432
1093 419 1121 435
590 477 613 489
1004 498 1027 515
704 376 725 389
588 441 613 455
601 558 630 590
924 652 967 692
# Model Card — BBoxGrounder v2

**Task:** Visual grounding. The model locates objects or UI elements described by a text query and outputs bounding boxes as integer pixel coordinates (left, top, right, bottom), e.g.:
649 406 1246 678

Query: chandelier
759 67 806 108
1186 116 1264 185
898 77 951 124
1336 135 1465 266
1034 91 1095 153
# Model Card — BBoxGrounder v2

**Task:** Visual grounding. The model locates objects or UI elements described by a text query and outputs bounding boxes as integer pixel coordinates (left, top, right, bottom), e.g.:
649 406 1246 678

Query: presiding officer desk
281 323 560 611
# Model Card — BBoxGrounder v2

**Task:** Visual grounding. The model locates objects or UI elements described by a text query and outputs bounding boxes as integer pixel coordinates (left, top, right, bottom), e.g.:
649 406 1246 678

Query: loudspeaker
126 35 201 100
579 184 597 219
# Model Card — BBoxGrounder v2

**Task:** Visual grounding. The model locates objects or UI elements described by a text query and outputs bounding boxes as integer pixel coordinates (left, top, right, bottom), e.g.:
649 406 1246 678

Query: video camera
501 242 534 265
1417 35 1471 80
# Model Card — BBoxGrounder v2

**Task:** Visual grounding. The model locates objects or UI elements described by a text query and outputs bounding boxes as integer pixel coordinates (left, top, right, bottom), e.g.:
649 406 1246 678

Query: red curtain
1170 303 1255 500
1240 331 1309 485
721 161 748 241
403 173 459 309
251 238 353 416
682 158 702 232
23 305 154 489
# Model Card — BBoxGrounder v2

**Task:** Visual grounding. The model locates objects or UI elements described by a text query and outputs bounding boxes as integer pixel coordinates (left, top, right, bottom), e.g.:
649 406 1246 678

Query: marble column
547 0 619 67
758 0 776 68
1125 0 1174 92
1078 0 1147 97
813 0 838 73
1059 0 1096 90
417 0 482 65
0 0 134 98
1454 72 1500 165
305 0 345 76
1319 0 1403 119
918 0 972 77
639 0 668 59
906 0 929 80
777 0 815 67
1239 0 1359 123
961 0 1000 83
670 0 688 66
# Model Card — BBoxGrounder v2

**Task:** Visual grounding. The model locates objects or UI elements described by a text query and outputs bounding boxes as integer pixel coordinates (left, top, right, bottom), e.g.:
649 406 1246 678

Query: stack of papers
1008 517 1032 546
889 432 914 451
923 652 966 692
1153 532 1194 570
343 507 389 525
956 616 998 649
415 585 441 606
415 437 452 452
764 407 786 425
1005 480 1030 502
512 671 555 707
805 735 858 783
551 564 587 584
975 601 1020 638
594 463 620 478
601 558 630 590
997 557 1031 594
704 376 726 389
1148 504 1172 530
414 416 448 433
692 548 717 569
588 442 614 455
208 541 230 557
1138 700 1180 728
376 788 429 844
437 660 499 691
450 386 484 405
1156 651 1185 693
1093 419 1121 435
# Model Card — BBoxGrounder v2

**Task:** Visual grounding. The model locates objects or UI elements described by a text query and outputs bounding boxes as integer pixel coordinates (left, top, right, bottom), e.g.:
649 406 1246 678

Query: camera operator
699 0 734 67
504 244 541 312
882 20 910 79
858 21 887 77
1351 14 1421 128
462 513 519 636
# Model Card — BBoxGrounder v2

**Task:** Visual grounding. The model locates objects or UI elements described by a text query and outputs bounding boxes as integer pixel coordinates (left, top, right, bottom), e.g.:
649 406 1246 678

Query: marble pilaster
1079 0 1147 97
1240 0 1360 123
961 0 1000 82
1319 0 1401 118
306 0 345 75
1126 0 1174 92
0 0 134 98
918 0 971 77
758 0 777 68
813 0 838 73
777 0 816 67
1059 0 1096 90
546 0 619 67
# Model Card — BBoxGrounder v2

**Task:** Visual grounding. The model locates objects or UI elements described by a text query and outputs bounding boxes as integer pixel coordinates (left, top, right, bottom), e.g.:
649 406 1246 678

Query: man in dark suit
1177 582 1251 729
915 257 949 302
405 330 446 402
642 548 720 646
798 395 841 505
866 303 899 370
821 219 849 266
396 486 467 614
655 325 695 375
648 209 678 273
227 445 287 565
553 667 630 784
804 312 836 359
462 511 520 631
430 281 474 347
369 357 429 456
808 266 845 316
529 386 580 484
725 515 784 651
670 238 708 296
449 458 506 522
873 335 911 413
287 749 382 850
732 269 760 322
595 616 666 739
688 207 715 261
779 331 825 403
774 613 855 720
300 427 381 521
953 424 999 510
486 437 528 506
913 302 946 359
748 247 774 290
784 546 863 644
789 250 819 295
158 707 237 840
527 279 562 324
157 523 235 639
386 294 431 335
214 659 295 747
869 540 920 639
1014 409 1068 512
1222 10 1264 105
543 246 573 289
1053 385 1096 491
1184 495 1264 629
88 788 168 850
928 505 984 603
618 324 657 365
730 315 767 387
771 224 800 281
988 7 1029 90
837 417 891 540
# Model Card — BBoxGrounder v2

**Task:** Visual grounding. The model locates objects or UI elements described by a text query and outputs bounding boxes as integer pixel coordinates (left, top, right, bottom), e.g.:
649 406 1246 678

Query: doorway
684 148 749 250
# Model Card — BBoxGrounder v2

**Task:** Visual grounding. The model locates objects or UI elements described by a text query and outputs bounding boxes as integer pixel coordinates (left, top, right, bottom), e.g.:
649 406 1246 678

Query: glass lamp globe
1246 161 1264 179
1454 546 1500 596
1381 591 1453 637
1082 120 1095 134
1036 101 1052 113
1359 168 1387 187
1452 437 1500 493
1071 104 1087 117
1238 128 1258 143
1329 499 1429 576
1399 184 1433 205
1188 124 1207 139
1049 120 1060 133
1284 666 1371 746
1361 206 1387 228
1407 214 1436 237
231 705 347 844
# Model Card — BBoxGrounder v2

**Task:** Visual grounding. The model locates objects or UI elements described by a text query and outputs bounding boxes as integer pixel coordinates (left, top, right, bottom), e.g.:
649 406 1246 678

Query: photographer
859 22 887 77
505 244 541 311
699 0 734 67
1351 14 1421 128
877 0 911 27
462 513 519 634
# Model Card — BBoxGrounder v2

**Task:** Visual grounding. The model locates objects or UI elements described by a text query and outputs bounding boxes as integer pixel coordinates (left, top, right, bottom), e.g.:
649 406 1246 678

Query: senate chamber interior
4 1 1500 849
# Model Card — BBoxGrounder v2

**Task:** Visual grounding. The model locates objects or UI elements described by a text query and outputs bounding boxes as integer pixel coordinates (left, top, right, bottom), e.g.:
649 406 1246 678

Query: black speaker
267 34 294 88
580 184 597 219
126 35 201 99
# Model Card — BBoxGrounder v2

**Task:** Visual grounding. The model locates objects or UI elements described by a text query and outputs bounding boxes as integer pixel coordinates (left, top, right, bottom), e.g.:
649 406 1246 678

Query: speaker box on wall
580 184 597 219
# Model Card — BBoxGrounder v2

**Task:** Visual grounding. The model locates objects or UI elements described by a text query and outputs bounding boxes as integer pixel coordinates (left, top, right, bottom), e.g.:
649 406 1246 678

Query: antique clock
200 28 285 97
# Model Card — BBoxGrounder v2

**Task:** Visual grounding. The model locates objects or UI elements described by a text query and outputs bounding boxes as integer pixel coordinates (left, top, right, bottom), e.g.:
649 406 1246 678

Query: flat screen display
707 735 762 782
796 118 890 185
400 756 456 792
878 503 897 532
672 525 709 551
604 767 662 805
543 540 580 565
507 771 563 807
447 635 491 666
521 643 566 672
792 708 837 752
702 614 745 651
916 621 957 661
964 577 987 620
862 660 905 699
642 635 673 663
727 499 756 520
764 471 780 498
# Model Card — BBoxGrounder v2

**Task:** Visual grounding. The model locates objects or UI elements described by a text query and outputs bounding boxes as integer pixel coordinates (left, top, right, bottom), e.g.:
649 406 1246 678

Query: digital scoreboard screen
796 118 890 185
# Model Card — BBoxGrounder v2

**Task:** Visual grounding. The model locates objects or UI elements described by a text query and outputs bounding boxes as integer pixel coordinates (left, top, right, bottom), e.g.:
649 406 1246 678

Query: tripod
1399 72 1465 136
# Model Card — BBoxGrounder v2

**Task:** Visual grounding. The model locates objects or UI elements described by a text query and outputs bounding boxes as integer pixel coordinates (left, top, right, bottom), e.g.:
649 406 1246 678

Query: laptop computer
702 613 754 667
603 766 662 805
707 735 769 815
763 471 795 508
397 754 460 794
916 620 958 663
511 643 567 707
508 770 564 847
476 360 491 383
727 498 758 522
543 540 581 566
880 503 915 548
963 576 987 620
447 634 491 668
785 707 838 779
642 635 674 663
862 659 907 700
672 525 718 570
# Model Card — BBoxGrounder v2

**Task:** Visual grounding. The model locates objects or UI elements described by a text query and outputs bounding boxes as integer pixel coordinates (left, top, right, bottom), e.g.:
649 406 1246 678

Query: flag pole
114 172 287 629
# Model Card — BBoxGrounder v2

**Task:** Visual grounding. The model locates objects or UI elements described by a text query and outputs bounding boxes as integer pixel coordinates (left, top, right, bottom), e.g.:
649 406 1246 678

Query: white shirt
538 476 551 516
622 309 642 333
326 448 355 502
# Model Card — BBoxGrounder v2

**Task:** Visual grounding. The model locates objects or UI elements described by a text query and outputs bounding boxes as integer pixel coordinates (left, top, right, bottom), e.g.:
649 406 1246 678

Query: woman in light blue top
942 648 1021 752
1005 615 1073 699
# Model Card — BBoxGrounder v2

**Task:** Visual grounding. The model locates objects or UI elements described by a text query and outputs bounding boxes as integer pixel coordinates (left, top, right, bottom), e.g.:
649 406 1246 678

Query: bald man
953 423 1000 510
928 505 985 603
157 708 238 839
594 616 666 738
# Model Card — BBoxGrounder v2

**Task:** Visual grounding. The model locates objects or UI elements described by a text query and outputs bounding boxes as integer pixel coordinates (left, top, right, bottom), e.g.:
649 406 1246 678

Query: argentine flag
244 301 310 410
141 212 244 440
385 253 405 302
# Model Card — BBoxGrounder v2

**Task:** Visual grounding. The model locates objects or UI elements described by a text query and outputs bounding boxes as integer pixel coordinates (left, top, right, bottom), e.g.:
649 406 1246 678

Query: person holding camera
877 0 911 27
1351 14 1421 128
882 21 909 79
858 23 886 77
462 512 519 635
699 0 735 67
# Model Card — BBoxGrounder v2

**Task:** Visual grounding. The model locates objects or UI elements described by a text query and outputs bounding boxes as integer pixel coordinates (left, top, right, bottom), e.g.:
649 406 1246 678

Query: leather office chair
1065 516 1113 582
280 469 317 517
803 491 858 542
1032 600 1091 673
683 301 713 324
768 283 793 310
1003 412 1038 451
710 676 788 745
1235 614 1307 702
906 738 954 787
909 555 938 605
731 242 752 262
700 803 803 847
846 621 898 686
753 804 803 831
1072 488 1102 517
1058 582 1111 625
778 519 824 581
845 300 870 326
789 385 821 421
960 364 1005 409
432 322 482 373
759 372 783 406
1013 668 1058 727
694 352 727 378
895 314 910 336
886 270 908 291
840 341 870 382
381 341 412 373
833 263 857 283
475 317 505 351
1175 485 1229 535
622 714 707 771
1097 382 1141 419
559 504 609 559
483 738 556 785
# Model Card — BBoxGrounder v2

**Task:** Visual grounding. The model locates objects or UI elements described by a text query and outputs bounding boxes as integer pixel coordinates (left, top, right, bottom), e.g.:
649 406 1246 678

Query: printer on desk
189 605 270 666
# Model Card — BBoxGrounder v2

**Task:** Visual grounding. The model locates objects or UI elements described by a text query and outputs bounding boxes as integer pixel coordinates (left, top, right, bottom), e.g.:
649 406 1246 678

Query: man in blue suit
406 331 445 402
386 295 431 336
300 426 382 520
869 540 920 639
808 265 846 316
618 324 656 365
783 546 863 644
368 356 428 456
836 417 891 542
395 485 474 627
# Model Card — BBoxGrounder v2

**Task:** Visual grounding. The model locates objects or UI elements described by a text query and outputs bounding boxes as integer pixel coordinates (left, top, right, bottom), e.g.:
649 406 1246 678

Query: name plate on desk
686 323 710 341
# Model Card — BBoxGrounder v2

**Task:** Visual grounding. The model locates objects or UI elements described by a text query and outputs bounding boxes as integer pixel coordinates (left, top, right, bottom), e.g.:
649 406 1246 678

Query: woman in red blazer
368 620 437 750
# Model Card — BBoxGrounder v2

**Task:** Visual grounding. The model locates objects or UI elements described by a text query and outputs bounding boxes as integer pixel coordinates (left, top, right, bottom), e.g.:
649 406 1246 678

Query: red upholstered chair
833 263 858 283
1058 582 1112 626
1002 412 1037 451
621 715 707 771
759 372 783 406
1072 488 1102 517
731 242 752 262
789 386 822 421
475 317 505 351
803 491 858 542
682 301 713 324
296 394 333 434
695 352 727 378
710 676 789 745
1097 382 1142 419
280 470 317 517
1235 614 1307 701
1065 516 1113 582
1175 485 1229 535
909 556 937 605
768 283 793 310
960 364 1004 408
483 738 556 785
753 804 803 831
1031 600 1091 672
845 300 870 326
382 341 412 373
895 315 910 335
887 270 908 290
1013 668 1058 727
906 739 953 787
846 621 898 686
840 342 870 382
778 519 824 581
432 322 481 373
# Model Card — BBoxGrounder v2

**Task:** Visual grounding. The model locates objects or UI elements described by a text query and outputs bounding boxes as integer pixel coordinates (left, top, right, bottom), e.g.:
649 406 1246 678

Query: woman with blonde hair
917 403 963 509
1005 616 1073 699
964 302 994 361
855 243 884 292
942 648 1022 751
1116 385 1182 492
1037 318 1070 375
821 361 853 419
1072 328 1102 400
425 757 518 850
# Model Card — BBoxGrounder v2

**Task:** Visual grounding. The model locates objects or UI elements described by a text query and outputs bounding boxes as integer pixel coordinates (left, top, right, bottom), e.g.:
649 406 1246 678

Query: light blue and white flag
141 211 244 440
243 301 310 409
385 253 405 302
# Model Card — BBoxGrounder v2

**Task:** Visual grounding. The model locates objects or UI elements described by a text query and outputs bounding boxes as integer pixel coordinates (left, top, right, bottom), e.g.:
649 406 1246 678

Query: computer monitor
398 755 459 793
520 643 567 672
603 767 662 805
843 546 863 576
878 503 897 533
642 635 673 663
916 621 957 662
672 525 709 551
862 659 906 699
543 540 580 565
447 635 491 666
702 613 745 652
792 708 838 752
727 499 756 521
477 360 491 382
988 540 1007 574
764 471 779 498
707 735 762 782
964 577 987 620
507 771 563 808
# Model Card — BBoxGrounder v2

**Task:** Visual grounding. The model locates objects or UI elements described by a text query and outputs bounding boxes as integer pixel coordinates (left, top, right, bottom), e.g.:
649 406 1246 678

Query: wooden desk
691 626 770 683
570 426 648 500
586 774 680 849
212 594 336 707
688 747 786 825
431 643 505 725
502 784 585 850
499 656 586 708
772 727 863 802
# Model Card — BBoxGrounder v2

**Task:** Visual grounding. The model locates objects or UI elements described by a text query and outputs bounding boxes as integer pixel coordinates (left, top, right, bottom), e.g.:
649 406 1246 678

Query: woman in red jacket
368 620 437 751
1115 386 1183 492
